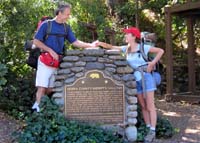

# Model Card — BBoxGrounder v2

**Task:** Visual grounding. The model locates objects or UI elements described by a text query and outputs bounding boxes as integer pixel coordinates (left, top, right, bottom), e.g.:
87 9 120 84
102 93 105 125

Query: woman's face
124 33 135 43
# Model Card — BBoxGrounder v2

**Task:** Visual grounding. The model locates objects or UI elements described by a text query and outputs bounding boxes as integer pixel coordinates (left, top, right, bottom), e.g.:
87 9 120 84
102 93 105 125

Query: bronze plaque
65 70 124 124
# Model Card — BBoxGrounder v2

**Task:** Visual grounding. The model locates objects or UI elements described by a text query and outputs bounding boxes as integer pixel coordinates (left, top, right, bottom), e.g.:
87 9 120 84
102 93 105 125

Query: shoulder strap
140 41 149 62
45 20 52 40
44 20 69 54
63 23 69 40
63 23 67 34
45 20 69 40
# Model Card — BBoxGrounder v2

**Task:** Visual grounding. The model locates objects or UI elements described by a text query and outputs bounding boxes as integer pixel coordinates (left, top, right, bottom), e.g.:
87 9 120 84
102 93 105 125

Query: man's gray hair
55 2 71 15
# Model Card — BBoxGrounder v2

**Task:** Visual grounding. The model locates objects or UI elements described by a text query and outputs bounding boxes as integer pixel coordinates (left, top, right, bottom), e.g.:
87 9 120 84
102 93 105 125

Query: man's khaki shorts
35 58 57 88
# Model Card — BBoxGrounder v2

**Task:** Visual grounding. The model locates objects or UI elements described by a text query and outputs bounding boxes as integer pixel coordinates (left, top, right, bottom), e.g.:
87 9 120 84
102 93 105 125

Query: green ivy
0 64 8 91
17 96 125 143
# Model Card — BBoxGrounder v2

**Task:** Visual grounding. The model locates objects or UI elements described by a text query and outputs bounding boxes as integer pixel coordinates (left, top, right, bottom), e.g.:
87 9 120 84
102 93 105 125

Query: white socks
32 102 40 112
150 127 156 132
146 124 151 128
146 124 156 132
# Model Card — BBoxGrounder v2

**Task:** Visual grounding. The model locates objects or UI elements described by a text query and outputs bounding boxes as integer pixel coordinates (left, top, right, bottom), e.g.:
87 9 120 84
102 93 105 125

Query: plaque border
64 70 125 124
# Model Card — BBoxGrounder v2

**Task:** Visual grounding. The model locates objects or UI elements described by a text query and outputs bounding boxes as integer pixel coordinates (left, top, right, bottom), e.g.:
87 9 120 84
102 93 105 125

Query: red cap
123 27 141 39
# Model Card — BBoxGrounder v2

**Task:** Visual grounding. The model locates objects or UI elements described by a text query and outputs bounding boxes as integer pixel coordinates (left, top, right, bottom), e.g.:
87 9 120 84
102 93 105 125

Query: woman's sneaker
32 102 40 112
144 130 156 143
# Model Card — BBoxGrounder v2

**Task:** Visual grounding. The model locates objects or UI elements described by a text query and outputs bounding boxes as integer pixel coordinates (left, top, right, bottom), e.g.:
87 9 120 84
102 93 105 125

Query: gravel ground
0 111 19 143
154 98 200 143
0 98 200 143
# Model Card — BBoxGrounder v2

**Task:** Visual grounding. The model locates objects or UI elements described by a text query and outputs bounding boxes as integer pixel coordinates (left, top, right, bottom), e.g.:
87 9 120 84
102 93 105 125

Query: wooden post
135 0 139 28
187 18 196 93
165 7 173 97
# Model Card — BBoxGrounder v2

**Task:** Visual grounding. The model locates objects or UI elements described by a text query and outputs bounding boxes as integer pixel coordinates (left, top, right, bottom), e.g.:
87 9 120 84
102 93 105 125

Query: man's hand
48 49 59 60
91 40 99 47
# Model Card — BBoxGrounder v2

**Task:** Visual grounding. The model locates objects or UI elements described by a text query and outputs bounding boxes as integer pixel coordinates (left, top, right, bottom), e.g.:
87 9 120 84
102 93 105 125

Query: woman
97 27 164 142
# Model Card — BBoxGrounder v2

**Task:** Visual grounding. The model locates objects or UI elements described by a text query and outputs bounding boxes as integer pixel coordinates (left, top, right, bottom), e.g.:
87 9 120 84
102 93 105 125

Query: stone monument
53 48 138 142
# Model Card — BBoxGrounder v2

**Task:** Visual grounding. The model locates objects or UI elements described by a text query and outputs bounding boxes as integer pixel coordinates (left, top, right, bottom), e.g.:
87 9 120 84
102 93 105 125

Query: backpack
25 16 68 69
139 42 163 73
139 32 163 86
140 32 163 73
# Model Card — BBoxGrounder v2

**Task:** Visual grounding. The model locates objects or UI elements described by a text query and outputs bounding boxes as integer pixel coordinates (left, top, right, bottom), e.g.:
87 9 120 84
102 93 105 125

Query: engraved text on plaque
65 70 124 124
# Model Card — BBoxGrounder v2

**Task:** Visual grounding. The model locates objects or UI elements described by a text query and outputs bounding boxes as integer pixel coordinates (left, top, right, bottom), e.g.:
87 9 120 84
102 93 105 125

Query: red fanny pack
40 52 60 68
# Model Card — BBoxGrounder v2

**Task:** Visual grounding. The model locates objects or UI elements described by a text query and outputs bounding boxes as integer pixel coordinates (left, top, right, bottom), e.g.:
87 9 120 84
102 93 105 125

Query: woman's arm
147 47 164 72
97 41 122 51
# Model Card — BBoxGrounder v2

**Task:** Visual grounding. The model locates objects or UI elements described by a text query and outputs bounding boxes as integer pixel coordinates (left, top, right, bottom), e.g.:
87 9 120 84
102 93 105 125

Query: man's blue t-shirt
34 20 77 54
121 44 151 81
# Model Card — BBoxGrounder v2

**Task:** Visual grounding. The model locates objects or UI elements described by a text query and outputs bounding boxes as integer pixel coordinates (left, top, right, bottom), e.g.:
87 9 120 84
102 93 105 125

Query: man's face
59 8 71 22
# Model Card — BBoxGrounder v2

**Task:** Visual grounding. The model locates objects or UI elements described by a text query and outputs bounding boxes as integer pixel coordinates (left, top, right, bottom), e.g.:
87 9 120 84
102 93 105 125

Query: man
32 2 97 112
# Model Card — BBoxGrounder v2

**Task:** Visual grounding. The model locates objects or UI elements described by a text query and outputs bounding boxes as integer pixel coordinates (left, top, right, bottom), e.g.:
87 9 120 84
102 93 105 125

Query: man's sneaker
144 130 156 143
32 102 40 112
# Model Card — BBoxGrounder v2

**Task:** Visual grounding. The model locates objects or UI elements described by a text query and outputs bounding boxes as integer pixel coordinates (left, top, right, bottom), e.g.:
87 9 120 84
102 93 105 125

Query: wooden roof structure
164 1 200 103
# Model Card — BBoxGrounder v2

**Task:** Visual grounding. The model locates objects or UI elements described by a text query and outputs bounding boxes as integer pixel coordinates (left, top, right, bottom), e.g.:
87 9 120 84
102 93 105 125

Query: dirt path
0 111 19 143
154 98 200 143
0 99 200 143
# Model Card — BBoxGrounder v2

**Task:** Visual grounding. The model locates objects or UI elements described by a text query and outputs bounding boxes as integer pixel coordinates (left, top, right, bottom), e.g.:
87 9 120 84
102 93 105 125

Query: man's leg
32 87 46 112
36 86 46 103
46 88 54 98
32 58 56 112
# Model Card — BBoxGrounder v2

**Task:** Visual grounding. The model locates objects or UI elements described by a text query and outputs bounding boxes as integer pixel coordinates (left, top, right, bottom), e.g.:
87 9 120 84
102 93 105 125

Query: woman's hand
91 40 99 47
96 41 113 49
95 41 122 51
147 61 155 72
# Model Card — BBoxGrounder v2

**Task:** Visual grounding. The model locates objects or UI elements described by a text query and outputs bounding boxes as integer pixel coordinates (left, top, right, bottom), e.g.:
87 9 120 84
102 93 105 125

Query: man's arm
72 40 97 48
33 39 59 60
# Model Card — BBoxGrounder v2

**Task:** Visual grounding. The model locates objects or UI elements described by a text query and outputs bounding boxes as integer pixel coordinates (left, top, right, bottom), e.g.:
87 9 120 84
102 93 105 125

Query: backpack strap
140 40 161 72
140 40 149 62
44 20 69 55
45 20 53 40
45 20 69 40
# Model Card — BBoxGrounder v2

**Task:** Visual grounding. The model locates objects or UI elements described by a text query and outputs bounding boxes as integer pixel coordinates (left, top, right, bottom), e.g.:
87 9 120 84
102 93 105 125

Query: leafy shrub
156 116 176 138
136 106 175 141
17 96 125 143
0 71 36 119
0 63 8 91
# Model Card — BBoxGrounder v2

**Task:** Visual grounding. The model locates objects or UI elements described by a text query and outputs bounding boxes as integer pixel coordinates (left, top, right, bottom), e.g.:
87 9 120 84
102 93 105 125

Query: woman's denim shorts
136 72 160 94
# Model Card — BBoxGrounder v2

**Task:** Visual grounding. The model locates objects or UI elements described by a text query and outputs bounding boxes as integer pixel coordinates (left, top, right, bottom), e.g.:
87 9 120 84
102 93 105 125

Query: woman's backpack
140 32 163 86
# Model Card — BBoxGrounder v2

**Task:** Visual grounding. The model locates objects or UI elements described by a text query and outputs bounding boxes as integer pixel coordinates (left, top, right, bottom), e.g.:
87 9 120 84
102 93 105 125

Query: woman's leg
146 91 157 128
144 91 157 142
137 94 150 126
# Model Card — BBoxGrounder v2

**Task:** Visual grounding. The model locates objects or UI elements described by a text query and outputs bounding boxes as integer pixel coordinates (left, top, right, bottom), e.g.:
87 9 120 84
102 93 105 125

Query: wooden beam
168 1 200 14
175 10 200 18
165 94 200 104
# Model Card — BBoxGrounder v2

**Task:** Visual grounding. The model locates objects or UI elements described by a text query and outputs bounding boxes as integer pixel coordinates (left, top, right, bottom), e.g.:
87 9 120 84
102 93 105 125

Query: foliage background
0 0 199 141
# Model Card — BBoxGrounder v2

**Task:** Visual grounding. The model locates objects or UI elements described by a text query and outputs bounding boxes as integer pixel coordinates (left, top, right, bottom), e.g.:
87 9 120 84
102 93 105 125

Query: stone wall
52 48 138 142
